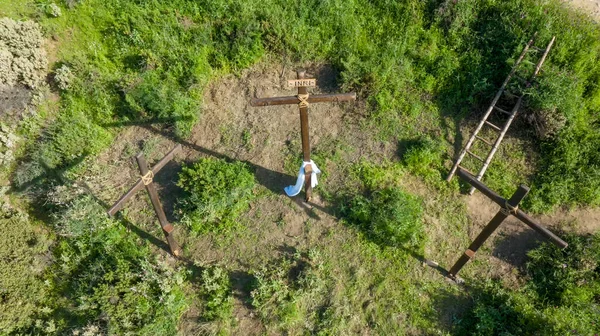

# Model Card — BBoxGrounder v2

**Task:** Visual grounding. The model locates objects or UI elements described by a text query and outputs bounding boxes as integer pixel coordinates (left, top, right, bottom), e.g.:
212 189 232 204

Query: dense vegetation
1 0 599 334
456 233 600 335
176 158 256 235
5 0 598 212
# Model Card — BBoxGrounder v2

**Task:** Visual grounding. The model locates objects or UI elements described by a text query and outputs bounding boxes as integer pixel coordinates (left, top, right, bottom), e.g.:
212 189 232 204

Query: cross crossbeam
107 144 183 257
448 168 567 279
250 70 356 201
250 92 356 107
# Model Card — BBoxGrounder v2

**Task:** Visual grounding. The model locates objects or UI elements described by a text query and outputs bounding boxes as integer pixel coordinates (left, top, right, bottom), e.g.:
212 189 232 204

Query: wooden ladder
446 33 555 194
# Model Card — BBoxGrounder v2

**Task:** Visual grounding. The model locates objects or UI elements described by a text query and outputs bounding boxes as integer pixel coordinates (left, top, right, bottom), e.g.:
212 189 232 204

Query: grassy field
1 0 600 335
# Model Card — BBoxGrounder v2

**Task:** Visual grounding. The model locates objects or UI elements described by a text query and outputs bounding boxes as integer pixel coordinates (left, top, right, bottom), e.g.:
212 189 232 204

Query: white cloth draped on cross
284 160 321 197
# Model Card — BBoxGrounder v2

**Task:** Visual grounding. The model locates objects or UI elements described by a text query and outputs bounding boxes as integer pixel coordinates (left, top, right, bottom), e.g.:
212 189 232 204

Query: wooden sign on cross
250 70 356 201
107 144 183 257
447 168 567 279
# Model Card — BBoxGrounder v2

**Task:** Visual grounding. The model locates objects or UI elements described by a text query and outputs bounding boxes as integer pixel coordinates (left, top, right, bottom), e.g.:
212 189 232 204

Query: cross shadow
101 119 299 203
491 229 542 270
228 270 257 310
401 247 453 279
75 179 173 254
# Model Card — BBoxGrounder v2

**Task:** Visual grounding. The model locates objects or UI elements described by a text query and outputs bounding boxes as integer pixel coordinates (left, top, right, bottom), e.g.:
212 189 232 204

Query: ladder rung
493 106 512 116
457 165 475 176
475 135 492 146
528 46 543 53
466 150 485 162
514 75 529 84
485 121 502 131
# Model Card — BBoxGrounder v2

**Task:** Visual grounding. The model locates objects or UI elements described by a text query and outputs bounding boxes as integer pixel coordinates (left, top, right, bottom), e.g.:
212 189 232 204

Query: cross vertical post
135 154 182 257
107 144 183 257
297 70 312 201
447 168 567 279
448 184 529 277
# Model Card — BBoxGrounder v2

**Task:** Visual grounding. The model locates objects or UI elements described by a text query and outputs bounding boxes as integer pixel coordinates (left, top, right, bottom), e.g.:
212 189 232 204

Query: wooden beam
449 185 529 277
457 168 567 249
250 92 356 107
136 154 182 257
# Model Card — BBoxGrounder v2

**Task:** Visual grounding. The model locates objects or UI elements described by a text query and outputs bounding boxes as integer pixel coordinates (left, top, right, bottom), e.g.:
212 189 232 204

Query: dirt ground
563 0 600 20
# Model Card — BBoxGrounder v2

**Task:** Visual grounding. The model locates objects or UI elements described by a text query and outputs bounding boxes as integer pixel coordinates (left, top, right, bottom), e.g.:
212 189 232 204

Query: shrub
455 232 600 335
251 249 326 330
0 18 47 89
124 70 201 138
344 188 424 248
53 64 73 91
176 158 256 235
454 280 546 336
21 196 190 335
0 215 52 333
401 135 445 185
199 266 234 321
526 232 600 306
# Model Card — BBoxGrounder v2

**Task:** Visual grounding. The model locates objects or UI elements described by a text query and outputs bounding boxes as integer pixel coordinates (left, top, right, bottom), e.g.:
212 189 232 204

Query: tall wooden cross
250 70 356 201
448 168 567 279
107 144 183 257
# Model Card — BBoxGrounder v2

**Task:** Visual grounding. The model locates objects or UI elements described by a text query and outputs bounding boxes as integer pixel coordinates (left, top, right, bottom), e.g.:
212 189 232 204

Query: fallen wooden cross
250 70 356 201
107 144 183 257
448 167 567 279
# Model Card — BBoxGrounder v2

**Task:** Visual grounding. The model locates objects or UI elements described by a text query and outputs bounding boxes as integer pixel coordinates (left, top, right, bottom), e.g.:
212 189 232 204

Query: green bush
401 135 446 185
251 249 326 331
0 216 52 333
526 232 600 306
199 266 234 321
176 158 256 235
22 196 189 335
454 280 547 336
344 188 424 248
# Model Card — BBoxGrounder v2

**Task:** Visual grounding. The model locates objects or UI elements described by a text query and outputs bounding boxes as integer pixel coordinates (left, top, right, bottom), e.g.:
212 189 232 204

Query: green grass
455 232 600 335
3 0 600 334
8 0 600 212
0 215 52 333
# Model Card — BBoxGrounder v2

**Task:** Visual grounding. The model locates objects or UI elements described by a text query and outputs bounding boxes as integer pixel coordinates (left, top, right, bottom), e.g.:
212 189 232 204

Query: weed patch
343 188 424 249
455 232 600 335
199 266 234 322
250 249 328 333
176 158 256 235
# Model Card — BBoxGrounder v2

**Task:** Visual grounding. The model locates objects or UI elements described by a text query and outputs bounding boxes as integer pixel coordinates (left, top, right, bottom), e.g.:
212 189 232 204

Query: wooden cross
250 70 356 201
107 144 183 257
448 168 567 279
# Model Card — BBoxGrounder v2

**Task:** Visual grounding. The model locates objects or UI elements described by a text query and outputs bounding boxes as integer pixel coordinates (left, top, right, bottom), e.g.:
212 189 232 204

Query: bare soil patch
563 0 600 21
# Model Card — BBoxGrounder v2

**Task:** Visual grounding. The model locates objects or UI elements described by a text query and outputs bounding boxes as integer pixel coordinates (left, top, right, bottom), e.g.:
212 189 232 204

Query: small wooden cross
448 168 567 279
107 144 183 257
250 70 356 201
